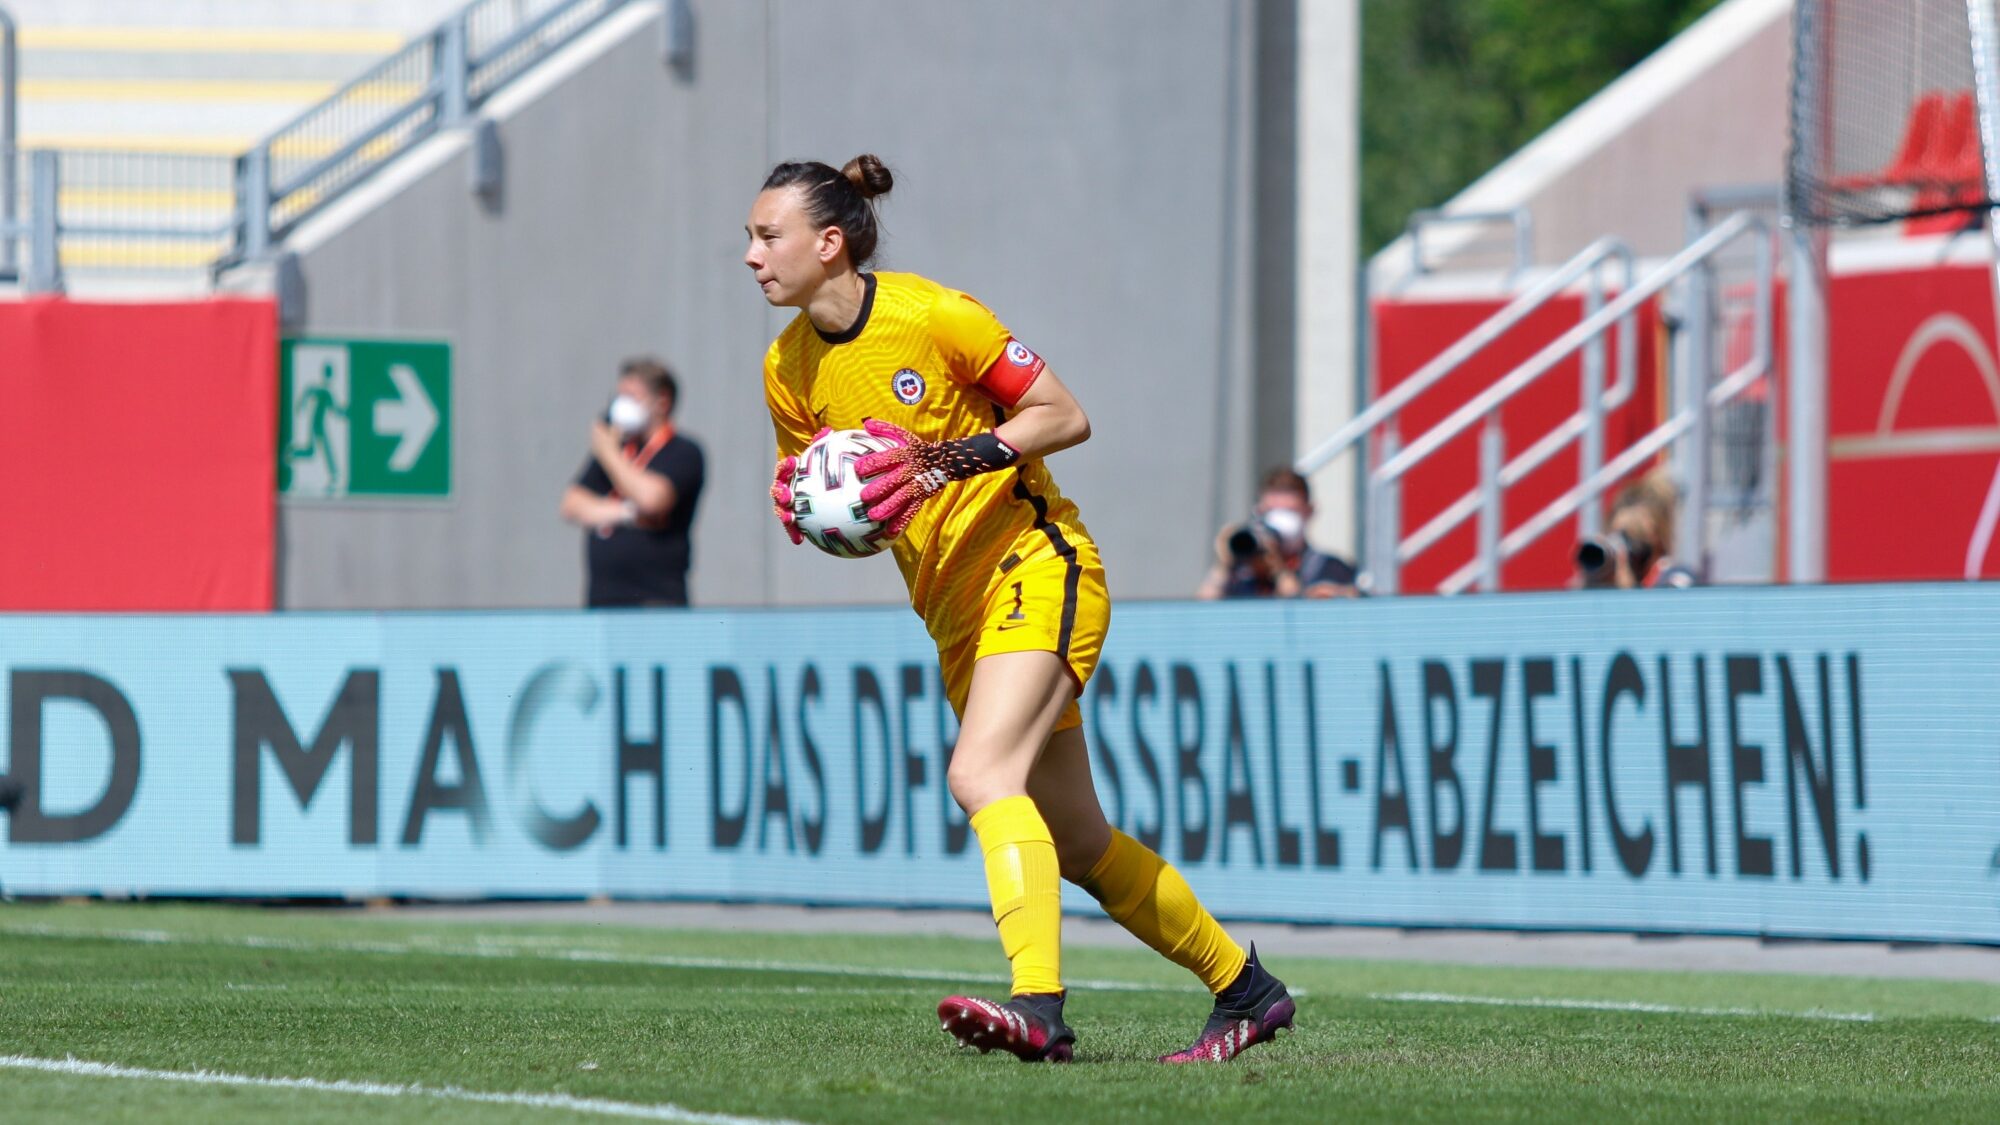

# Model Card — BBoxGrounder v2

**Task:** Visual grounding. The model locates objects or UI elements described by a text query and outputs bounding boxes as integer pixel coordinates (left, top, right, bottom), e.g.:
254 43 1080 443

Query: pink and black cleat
938 992 1075 1063
1159 945 1296 1063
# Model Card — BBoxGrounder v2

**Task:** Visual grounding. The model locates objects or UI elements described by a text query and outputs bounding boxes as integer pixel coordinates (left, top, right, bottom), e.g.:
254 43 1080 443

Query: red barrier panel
1827 262 2000 582
1372 294 1663 593
0 298 277 609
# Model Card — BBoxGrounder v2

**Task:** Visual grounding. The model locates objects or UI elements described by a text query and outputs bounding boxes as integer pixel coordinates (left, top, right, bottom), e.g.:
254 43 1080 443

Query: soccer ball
790 428 897 558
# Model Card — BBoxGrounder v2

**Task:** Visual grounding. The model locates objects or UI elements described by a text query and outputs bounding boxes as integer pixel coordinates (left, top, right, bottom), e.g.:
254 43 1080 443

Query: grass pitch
2 903 1998 1123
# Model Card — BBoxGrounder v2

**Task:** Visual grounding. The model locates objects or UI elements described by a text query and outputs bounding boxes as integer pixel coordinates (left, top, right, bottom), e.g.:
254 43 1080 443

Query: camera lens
1574 539 1609 571
1227 527 1260 560
1574 536 1621 586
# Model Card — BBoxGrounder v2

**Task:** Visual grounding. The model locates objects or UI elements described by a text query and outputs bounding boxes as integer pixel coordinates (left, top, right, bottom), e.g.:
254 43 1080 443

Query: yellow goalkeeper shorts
937 537 1109 733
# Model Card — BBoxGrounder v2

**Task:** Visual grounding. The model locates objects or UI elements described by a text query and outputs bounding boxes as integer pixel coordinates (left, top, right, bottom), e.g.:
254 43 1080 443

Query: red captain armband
974 338 1046 410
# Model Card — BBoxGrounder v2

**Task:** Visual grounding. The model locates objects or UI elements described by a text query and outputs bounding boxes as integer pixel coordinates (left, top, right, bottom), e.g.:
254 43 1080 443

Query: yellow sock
1078 830 1247 994
969 795 1063 996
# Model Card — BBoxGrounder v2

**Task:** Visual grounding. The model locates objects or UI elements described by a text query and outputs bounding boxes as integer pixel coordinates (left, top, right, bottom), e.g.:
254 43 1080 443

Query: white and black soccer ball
791 428 897 558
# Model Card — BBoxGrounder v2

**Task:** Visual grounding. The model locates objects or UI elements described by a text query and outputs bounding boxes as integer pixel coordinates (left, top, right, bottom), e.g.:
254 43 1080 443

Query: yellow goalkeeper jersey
764 271 1094 643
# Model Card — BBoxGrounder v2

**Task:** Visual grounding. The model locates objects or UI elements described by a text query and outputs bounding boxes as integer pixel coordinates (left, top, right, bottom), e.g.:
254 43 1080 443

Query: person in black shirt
560 357 706 607
1197 467 1358 600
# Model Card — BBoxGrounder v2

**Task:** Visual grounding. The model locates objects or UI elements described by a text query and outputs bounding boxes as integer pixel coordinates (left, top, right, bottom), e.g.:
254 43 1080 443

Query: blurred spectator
1197 468 1358 600
560 357 706 607
1573 468 1697 589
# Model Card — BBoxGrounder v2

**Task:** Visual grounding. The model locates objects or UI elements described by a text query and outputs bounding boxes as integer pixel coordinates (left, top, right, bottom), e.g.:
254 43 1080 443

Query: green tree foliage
1362 0 1727 257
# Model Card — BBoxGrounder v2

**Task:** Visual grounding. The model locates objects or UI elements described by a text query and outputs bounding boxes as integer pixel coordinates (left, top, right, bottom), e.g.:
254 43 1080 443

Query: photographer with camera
1573 469 1697 589
1197 468 1358 600
559 356 706 607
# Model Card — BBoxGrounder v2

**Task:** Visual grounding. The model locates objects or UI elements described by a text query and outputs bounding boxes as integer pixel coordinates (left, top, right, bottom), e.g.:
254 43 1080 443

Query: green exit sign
280 338 451 500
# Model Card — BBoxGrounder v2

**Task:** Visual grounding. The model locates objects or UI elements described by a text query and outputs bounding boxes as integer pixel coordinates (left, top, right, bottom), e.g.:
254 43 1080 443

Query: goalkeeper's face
745 187 836 309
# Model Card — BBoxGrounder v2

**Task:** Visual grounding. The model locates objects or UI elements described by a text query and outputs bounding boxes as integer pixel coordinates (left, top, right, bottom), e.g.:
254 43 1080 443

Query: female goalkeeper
751 155 1292 1064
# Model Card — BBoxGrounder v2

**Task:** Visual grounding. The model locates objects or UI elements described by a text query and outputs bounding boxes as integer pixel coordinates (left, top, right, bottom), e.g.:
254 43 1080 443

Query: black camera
1574 530 1654 587
1226 519 1274 562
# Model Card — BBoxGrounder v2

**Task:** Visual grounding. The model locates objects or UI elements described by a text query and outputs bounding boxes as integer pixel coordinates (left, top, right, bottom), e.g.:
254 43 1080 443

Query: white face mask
607 394 651 436
1260 506 1306 549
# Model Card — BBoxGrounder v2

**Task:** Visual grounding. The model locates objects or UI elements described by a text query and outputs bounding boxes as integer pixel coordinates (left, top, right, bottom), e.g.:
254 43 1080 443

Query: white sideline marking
0 924 1177 993
1376 990 1878 1022
0 1055 804 1124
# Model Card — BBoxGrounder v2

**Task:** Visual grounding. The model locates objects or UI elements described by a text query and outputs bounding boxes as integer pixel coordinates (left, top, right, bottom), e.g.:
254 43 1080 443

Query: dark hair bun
761 158 891 268
842 154 894 201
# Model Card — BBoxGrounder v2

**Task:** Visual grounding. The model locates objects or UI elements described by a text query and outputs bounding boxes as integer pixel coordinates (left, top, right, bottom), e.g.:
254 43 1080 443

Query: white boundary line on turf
0 1055 807 1125
1375 991 1879 1022
0 924 1179 993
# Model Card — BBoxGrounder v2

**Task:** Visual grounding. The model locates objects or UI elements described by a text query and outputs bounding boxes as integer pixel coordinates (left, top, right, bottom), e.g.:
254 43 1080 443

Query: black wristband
938 431 1020 481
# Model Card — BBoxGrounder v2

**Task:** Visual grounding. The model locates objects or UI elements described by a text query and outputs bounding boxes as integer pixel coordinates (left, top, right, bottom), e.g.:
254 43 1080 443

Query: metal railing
1680 186 1782 577
1366 210 1777 595
1299 235 1639 564
23 148 52 290
0 0 637 287
236 25 443 258
469 0 628 100
46 150 237 273
1 5 16 280
1404 207 1536 282
235 0 633 262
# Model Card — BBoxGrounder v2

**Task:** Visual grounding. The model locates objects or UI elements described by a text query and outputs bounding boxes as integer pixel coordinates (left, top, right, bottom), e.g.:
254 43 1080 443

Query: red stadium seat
1828 90 1984 236
1904 92 1983 234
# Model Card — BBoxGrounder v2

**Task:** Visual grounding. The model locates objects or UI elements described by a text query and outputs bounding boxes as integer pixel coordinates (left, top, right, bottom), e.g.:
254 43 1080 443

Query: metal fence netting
1788 0 1995 227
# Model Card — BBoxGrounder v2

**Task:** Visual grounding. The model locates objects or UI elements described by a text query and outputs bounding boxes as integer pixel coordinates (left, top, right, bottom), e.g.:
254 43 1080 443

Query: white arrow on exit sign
374 363 439 472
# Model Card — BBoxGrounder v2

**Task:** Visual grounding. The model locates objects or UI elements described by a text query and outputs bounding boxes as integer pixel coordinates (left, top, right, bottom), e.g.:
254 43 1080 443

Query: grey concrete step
20 102 351 148
0 2 467 34
21 47 408 83
2 1 466 153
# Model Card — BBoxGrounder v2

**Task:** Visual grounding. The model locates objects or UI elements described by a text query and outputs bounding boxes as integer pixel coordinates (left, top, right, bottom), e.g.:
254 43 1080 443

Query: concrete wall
1295 0 1360 558
264 0 1352 610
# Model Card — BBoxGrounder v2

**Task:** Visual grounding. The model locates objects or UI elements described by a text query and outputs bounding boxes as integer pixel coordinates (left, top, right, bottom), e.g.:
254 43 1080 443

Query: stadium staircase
1306 211 1777 597
0 0 631 290
1346 0 2000 595
1326 0 1790 596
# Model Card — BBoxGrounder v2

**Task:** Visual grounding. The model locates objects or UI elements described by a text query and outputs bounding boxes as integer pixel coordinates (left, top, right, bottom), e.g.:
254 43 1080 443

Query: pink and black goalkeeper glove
771 427 834 546
770 454 803 545
854 418 1020 540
